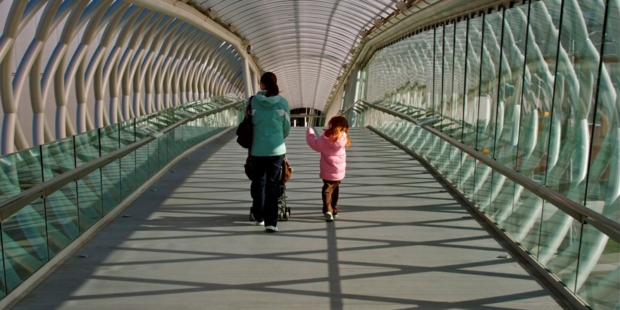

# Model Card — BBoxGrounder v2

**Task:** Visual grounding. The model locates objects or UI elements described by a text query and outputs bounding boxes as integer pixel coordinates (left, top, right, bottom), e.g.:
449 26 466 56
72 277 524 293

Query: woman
249 72 290 232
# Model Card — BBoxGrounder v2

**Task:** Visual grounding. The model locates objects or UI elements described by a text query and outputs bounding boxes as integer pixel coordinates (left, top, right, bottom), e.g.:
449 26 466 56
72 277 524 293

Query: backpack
236 97 253 149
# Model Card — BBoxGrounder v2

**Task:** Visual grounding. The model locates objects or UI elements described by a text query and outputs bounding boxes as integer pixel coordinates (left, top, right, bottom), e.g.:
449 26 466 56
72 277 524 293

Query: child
306 116 351 222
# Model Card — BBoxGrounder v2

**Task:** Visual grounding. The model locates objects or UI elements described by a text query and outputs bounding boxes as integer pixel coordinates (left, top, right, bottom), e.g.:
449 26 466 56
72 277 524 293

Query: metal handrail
360 100 620 244
342 99 382 115
0 100 244 221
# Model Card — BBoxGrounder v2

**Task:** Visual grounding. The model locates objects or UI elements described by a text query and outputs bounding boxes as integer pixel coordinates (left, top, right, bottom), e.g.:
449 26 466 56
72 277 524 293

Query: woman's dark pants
250 155 284 227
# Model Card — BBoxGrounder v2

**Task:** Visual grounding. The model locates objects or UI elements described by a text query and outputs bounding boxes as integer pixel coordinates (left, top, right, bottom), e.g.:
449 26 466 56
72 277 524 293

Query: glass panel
459 16 484 198
187 122 202 146
439 21 465 186
441 23 455 133
496 3 528 169
452 19 468 142
426 134 441 164
474 11 503 210
101 152 121 215
417 129 432 163
154 111 177 129
462 15 483 149
585 0 619 221
169 109 185 122
488 3 530 229
487 171 512 223
544 0 606 206
538 202 580 288
77 169 103 233
185 103 204 113
0 148 42 205
576 231 619 310
518 0 561 187
124 120 136 198
99 123 122 215
433 25 443 118
433 139 450 176
506 188 544 258
1 198 47 292
459 155 477 202
118 119 135 147
184 123 196 151
74 130 100 166
477 11 502 155
0 237 5 297
147 139 160 179
158 134 170 169
134 116 150 140
135 140 150 187
423 30 434 116
40 138 79 258
168 129 183 158
45 184 79 258
176 125 188 153
100 124 120 153
120 151 137 200
400 124 416 151
41 137 75 182
442 144 462 186
0 161 21 205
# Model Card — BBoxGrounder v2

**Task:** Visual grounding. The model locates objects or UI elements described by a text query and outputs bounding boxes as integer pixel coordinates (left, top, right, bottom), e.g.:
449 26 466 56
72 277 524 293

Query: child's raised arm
306 127 322 152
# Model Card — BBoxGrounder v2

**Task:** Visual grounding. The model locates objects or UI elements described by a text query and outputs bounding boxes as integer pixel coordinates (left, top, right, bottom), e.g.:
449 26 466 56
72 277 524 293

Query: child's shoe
325 212 334 222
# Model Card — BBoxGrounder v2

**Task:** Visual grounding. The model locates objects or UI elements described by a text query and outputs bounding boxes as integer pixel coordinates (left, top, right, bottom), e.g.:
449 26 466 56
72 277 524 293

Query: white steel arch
0 0 253 155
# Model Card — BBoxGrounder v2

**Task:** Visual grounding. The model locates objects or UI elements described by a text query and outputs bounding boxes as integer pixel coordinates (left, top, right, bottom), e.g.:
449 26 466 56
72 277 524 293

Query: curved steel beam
0 0 31 154
123 0 261 75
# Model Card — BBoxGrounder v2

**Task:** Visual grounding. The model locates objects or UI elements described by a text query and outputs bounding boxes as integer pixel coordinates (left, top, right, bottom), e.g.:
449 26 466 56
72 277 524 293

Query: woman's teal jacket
249 92 290 156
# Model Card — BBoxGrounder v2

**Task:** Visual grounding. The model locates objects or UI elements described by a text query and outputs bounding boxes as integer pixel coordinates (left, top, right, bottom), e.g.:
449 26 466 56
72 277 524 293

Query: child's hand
306 127 315 136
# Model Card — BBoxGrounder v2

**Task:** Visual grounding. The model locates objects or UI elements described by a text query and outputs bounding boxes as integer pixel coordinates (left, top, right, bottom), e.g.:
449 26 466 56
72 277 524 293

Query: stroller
246 156 293 221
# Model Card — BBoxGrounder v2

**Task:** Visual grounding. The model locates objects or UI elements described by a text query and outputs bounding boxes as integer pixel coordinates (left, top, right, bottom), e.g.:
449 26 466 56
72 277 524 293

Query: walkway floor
13 128 565 309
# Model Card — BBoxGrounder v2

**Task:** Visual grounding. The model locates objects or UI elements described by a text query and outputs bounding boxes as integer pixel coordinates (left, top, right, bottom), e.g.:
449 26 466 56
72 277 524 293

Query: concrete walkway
13 128 565 309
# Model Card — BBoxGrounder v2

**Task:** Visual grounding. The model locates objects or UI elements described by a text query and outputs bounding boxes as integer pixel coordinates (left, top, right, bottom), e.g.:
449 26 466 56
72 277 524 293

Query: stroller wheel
279 211 287 221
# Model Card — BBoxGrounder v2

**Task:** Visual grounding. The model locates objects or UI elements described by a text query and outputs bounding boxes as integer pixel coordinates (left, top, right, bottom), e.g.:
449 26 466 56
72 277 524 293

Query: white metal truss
0 0 254 155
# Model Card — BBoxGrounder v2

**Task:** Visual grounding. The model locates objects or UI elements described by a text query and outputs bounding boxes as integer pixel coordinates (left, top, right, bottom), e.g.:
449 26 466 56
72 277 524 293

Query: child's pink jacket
306 128 347 181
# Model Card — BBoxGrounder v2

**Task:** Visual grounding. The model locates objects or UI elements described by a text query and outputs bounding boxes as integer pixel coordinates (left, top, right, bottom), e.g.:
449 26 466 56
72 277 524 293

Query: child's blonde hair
324 116 351 147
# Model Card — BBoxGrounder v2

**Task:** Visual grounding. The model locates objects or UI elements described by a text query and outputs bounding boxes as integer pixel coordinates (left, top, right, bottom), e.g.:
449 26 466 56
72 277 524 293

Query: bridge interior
0 0 618 309
13 128 566 309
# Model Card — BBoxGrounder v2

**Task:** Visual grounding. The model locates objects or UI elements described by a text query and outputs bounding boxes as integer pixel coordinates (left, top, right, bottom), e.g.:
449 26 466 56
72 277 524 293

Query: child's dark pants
322 180 341 215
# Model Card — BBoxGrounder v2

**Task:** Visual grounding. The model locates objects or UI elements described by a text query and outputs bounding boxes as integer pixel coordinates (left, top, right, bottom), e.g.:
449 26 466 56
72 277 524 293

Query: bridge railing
348 99 619 310
0 96 244 301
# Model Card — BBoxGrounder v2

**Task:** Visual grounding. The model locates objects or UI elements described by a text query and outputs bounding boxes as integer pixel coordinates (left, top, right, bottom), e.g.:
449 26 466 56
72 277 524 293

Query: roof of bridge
194 0 401 111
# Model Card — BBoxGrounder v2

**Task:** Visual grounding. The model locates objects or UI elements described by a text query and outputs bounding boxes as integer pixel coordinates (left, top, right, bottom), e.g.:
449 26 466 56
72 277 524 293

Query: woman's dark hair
260 72 279 97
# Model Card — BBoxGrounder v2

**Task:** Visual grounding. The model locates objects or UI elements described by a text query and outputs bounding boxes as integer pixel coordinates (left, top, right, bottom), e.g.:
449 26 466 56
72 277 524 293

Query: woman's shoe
265 225 279 233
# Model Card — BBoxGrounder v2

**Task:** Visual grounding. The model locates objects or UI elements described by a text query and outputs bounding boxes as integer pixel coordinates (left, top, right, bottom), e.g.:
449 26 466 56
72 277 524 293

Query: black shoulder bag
236 97 253 149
